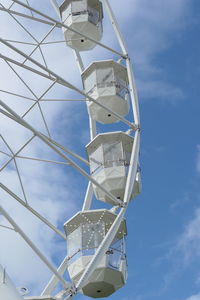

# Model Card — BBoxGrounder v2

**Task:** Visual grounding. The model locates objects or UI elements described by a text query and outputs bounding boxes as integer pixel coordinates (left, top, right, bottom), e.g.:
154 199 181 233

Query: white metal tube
15 155 70 166
41 256 68 296
123 129 140 204
0 135 35 172
0 206 71 289
0 265 24 300
49 0 60 17
24 297 58 299
89 117 97 140
73 50 84 73
41 134 89 166
0 6 55 26
0 183 66 240
102 0 128 55
0 53 55 82
82 182 93 211
126 58 140 125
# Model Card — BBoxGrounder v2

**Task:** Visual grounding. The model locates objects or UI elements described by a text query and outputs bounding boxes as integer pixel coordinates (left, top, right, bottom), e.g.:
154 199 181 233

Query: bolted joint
124 54 130 60
121 52 129 59
68 284 77 297
130 123 140 131
120 201 127 208
135 125 141 132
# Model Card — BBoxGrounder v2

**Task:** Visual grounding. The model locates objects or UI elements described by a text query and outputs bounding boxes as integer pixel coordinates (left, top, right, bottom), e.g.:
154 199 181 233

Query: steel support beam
82 182 93 211
0 206 71 290
0 183 66 240
41 256 68 296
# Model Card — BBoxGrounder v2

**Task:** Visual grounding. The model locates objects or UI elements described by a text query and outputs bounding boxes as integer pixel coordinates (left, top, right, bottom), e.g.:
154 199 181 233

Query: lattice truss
0 0 140 299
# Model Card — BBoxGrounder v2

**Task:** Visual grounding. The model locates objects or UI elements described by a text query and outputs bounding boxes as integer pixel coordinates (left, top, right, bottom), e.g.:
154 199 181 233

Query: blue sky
118 1 200 300
0 1 200 300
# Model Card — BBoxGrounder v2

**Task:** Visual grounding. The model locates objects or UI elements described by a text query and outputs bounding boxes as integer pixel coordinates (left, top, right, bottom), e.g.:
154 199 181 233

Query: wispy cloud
176 207 200 265
173 145 200 265
185 293 200 300
110 0 190 102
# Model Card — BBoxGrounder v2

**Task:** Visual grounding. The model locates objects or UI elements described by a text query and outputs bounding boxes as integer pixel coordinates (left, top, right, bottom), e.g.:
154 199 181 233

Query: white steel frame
0 0 141 299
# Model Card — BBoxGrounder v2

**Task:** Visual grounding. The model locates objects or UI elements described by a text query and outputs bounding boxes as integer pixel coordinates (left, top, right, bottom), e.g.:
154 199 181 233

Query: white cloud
176 208 200 265
185 293 200 300
154 205 200 296
110 0 190 101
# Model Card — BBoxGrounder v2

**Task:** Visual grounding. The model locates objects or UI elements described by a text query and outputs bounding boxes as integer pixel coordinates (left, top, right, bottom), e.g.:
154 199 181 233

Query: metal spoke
0 4 59 145
0 6 55 27
0 224 15 231
15 155 71 166
40 98 86 102
4 39 37 46
38 43 49 71
41 40 66 45
0 135 35 173
0 53 55 82
2 1 54 93
0 3 39 45
0 150 12 157
0 135 28 205
40 134 89 166
0 183 67 240
0 205 71 289
25 0 34 17
8 2 15 10
0 107 89 167
22 24 57 66
41 256 69 296
4 60 38 100
3 60 54 140
36 102 51 137
0 89 36 102
22 81 57 138
13 0 56 74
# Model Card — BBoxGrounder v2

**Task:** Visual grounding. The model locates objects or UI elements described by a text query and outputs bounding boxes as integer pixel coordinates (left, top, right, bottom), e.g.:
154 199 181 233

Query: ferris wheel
0 0 141 299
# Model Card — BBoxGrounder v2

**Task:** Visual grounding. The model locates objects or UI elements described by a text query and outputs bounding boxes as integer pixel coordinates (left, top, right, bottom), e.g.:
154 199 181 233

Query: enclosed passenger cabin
59 0 103 51
82 60 130 124
86 131 141 205
64 209 127 298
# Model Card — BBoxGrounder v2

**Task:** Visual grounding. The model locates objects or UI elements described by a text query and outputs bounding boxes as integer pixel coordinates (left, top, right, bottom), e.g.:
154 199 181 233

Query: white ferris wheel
0 0 141 299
